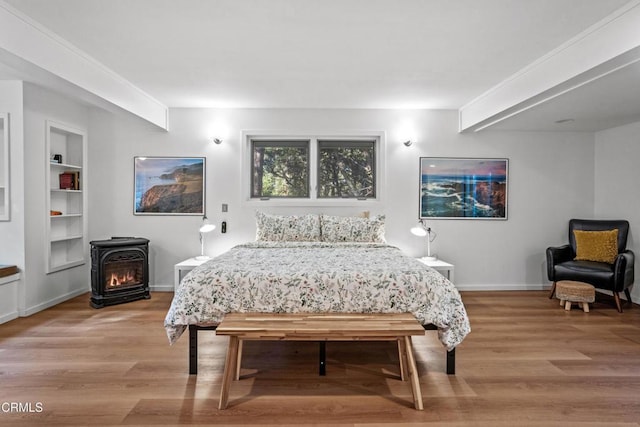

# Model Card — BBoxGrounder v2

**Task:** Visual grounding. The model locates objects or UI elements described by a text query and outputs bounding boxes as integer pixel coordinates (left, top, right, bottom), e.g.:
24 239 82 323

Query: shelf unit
0 112 9 221
45 120 87 274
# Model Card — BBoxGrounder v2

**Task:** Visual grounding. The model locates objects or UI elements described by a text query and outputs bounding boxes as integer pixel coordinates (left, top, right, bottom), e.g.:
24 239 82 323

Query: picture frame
134 157 205 215
419 157 508 219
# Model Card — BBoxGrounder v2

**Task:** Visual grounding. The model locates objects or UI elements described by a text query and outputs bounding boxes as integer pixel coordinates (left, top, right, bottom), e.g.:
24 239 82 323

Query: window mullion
309 137 318 200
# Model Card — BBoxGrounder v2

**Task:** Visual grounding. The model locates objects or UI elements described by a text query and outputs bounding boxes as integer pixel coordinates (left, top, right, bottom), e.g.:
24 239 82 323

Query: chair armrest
546 245 572 281
614 250 635 290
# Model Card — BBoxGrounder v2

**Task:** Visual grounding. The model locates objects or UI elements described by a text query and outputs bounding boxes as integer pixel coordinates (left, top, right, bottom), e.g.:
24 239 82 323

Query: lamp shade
410 224 428 236
199 222 216 233
199 216 216 233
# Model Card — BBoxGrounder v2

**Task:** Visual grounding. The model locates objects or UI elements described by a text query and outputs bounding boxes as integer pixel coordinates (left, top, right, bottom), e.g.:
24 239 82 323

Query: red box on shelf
59 172 75 190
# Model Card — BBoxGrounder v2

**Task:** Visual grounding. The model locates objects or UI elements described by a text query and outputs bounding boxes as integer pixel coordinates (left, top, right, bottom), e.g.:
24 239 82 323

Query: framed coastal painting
419 157 508 219
134 157 205 215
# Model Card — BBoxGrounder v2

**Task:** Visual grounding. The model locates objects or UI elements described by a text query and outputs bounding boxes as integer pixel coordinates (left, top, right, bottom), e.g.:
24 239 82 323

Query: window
246 133 382 203
318 140 375 198
251 140 309 198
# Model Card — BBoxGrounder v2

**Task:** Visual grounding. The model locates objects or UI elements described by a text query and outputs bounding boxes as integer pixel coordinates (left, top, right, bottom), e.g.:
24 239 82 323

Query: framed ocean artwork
419 157 508 219
134 157 205 215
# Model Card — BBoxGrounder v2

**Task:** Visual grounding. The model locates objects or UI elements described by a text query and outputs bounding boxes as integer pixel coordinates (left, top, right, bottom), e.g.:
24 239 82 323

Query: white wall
595 120 640 301
88 107 596 291
22 83 90 314
0 80 24 323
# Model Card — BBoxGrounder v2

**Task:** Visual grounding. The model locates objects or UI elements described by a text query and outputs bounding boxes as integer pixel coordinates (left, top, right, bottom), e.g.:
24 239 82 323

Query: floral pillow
255 211 322 242
320 214 386 243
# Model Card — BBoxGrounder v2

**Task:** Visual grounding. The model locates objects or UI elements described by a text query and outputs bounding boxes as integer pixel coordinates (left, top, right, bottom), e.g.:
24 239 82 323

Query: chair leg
548 282 557 299
614 292 623 313
624 289 633 308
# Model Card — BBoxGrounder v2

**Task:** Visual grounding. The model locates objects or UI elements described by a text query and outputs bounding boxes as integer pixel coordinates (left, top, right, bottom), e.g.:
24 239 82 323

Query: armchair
547 219 634 312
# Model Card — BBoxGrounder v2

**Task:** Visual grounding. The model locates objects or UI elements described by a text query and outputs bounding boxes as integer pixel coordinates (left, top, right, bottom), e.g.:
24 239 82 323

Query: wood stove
90 237 150 308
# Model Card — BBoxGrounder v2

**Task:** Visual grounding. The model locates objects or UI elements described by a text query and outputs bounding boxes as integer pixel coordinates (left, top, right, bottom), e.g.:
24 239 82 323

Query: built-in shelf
51 189 83 193
50 234 83 243
45 120 87 274
50 162 82 169
48 260 84 274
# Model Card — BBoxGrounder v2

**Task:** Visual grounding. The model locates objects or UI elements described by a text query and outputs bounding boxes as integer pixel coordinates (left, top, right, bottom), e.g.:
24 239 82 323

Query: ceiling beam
459 0 640 133
0 1 168 130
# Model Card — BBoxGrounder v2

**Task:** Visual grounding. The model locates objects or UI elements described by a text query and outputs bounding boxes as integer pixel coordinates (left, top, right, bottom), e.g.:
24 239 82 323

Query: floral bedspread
164 242 470 350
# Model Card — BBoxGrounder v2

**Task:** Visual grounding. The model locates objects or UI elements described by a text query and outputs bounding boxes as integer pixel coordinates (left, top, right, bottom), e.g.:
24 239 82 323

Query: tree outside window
251 140 309 198
318 140 375 198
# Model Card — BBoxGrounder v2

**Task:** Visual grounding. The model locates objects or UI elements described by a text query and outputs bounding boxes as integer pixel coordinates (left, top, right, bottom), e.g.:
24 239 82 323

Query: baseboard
20 287 88 317
455 283 550 291
150 284 174 292
0 310 19 324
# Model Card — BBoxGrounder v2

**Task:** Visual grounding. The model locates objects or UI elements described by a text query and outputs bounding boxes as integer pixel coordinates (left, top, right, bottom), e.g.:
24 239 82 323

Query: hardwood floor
1 291 640 426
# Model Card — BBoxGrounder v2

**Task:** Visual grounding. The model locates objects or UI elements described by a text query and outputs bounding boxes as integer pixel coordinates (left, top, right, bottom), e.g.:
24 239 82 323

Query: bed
164 212 471 373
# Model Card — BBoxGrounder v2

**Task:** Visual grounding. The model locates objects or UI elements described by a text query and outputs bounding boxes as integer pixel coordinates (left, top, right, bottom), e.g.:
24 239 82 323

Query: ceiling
1 0 638 131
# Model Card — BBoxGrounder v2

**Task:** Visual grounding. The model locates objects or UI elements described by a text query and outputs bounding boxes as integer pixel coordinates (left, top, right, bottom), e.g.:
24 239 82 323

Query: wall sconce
209 120 229 144
196 215 216 260
403 140 413 147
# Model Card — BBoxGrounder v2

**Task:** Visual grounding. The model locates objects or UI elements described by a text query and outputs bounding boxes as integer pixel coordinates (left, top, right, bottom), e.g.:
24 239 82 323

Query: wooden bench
215 312 427 410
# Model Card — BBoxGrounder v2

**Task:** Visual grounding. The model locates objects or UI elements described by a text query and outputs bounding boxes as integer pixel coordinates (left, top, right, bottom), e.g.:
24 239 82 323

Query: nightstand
417 258 455 282
174 257 209 290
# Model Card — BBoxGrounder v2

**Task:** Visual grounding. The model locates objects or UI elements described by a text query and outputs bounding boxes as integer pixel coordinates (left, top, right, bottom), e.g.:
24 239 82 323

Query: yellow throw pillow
573 229 619 264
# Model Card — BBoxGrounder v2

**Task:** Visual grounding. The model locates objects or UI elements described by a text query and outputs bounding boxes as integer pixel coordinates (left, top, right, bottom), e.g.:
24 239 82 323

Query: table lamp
410 219 437 261
196 215 216 260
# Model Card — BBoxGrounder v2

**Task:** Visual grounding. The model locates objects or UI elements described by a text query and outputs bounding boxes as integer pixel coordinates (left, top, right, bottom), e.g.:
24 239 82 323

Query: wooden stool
556 280 595 313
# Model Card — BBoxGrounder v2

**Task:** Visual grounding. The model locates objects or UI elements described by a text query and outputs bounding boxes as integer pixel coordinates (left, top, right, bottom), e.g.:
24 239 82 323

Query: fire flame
107 270 137 287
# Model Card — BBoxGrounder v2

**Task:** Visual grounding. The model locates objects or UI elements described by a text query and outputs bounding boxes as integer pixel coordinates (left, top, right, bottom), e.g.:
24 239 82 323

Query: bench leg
319 341 326 376
235 340 243 380
404 336 423 410
219 336 240 410
397 339 408 381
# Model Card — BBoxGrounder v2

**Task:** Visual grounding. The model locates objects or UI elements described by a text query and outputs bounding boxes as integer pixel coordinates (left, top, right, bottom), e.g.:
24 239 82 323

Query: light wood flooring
1 291 640 426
